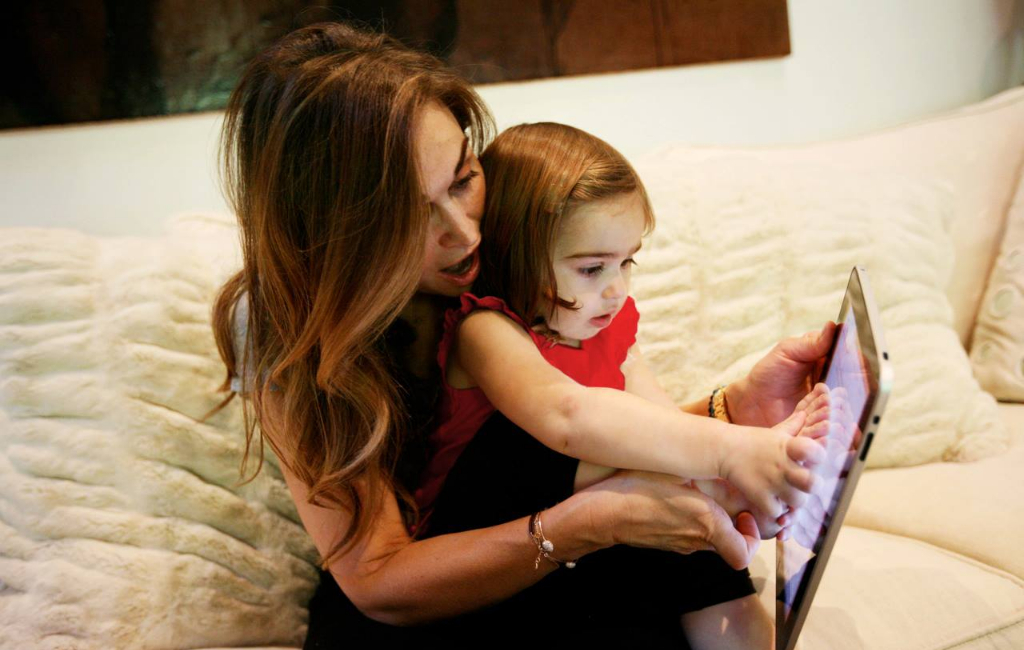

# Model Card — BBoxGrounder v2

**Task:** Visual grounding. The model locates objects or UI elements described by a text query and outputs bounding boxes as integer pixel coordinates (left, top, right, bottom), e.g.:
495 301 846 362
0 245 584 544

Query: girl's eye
451 170 479 194
622 257 637 269
579 265 604 277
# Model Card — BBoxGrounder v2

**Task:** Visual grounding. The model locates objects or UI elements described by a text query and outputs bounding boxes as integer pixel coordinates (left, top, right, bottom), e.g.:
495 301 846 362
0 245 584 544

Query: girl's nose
603 274 626 300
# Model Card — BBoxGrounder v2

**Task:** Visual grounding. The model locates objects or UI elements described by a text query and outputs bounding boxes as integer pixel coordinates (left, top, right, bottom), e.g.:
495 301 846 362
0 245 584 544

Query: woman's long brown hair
474 123 655 329
209 22 491 569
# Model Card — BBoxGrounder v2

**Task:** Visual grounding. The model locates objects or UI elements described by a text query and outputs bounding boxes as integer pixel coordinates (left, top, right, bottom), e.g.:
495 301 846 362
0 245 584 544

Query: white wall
2 0 1022 236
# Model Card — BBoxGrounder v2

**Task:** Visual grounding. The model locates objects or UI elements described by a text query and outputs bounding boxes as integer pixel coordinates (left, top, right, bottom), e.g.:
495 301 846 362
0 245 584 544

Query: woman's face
414 102 486 297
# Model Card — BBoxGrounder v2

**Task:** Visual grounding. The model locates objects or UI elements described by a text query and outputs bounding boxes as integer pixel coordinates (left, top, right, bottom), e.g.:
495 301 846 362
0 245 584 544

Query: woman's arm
279 443 760 625
280 462 602 625
453 311 820 516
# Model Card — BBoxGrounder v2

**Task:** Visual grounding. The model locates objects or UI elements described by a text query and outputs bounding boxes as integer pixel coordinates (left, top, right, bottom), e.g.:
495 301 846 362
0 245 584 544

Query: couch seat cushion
845 403 1024 579
750 526 1024 650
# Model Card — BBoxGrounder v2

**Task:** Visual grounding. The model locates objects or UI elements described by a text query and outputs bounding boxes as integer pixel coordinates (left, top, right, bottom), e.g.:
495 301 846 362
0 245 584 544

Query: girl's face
414 102 486 297
547 192 646 343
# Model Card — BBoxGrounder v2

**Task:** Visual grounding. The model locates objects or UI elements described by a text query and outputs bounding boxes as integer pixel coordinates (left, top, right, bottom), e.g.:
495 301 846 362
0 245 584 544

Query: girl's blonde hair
209 22 492 568
474 123 655 327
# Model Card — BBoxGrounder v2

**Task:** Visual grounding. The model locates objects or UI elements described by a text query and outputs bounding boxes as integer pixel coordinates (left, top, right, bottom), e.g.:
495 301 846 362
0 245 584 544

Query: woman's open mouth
439 249 480 286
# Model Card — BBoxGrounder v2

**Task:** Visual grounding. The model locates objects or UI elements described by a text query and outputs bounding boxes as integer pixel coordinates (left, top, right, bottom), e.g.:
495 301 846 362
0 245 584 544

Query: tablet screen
777 297 876 624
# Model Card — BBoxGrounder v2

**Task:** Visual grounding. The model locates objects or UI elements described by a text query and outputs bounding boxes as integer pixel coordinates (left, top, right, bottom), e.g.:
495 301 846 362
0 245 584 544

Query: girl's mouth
439 249 480 286
589 313 613 328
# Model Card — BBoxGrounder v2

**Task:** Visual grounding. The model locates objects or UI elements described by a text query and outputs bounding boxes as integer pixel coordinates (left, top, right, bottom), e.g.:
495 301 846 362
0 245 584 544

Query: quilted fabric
0 214 318 650
970 173 1024 402
629 154 1009 468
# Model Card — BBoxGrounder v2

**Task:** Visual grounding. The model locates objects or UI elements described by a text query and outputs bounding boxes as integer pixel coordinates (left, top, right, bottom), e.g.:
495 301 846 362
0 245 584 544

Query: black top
303 410 755 649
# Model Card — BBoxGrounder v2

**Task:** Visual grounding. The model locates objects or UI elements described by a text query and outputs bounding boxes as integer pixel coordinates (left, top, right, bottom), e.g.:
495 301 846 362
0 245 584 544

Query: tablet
776 266 894 650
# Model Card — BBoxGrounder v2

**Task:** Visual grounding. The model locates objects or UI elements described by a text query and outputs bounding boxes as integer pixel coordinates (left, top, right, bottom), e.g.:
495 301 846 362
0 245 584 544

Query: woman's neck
399 293 450 378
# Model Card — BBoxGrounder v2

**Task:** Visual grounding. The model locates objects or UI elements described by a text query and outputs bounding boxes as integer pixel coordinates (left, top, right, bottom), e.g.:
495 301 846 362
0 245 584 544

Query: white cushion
635 86 1024 347
0 215 318 649
970 173 1024 402
631 153 1008 467
750 526 1024 650
844 403 1024 579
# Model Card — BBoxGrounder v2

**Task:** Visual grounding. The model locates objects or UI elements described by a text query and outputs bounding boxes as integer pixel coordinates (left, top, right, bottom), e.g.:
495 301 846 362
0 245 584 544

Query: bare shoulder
447 309 528 388
458 308 533 347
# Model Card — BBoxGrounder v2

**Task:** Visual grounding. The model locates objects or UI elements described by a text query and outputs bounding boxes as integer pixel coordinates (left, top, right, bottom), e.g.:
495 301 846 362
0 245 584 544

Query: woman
210 21 836 646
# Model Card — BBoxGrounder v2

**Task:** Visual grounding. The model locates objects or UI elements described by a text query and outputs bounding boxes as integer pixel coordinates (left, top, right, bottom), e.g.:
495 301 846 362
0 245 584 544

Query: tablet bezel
775 266 895 650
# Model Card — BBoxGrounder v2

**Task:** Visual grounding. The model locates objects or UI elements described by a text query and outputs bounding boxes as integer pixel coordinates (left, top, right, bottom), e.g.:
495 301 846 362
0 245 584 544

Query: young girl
414 123 823 646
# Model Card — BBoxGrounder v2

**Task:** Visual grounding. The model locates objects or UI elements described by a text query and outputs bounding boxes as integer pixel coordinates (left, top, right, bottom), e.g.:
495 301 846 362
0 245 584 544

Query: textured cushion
630 153 1008 467
0 214 318 650
970 174 1024 402
634 86 1024 347
844 402 1024 579
749 526 1024 650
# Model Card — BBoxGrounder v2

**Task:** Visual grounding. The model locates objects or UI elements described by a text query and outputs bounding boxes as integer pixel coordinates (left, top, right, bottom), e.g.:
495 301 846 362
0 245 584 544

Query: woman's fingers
716 511 761 570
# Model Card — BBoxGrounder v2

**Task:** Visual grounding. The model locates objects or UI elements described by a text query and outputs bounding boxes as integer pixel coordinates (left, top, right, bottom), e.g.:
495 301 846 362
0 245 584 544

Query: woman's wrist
543 485 620 558
719 378 764 427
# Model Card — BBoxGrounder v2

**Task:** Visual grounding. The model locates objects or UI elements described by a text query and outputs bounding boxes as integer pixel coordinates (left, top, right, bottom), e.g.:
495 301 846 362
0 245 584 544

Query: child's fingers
784 464 817 495
795 384 826 412
786 436 826 467
800 420 831 441
777 483 810 512
753 493 788 521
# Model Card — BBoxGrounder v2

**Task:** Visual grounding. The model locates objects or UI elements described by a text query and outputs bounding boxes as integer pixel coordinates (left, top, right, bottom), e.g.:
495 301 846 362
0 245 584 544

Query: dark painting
1 0 790 130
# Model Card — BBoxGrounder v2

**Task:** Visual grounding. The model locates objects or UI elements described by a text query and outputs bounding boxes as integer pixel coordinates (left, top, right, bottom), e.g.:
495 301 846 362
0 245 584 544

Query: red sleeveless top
412 293 640 534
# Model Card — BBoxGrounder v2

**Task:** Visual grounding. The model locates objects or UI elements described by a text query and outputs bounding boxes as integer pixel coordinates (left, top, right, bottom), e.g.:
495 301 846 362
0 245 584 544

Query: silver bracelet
528 511 576 570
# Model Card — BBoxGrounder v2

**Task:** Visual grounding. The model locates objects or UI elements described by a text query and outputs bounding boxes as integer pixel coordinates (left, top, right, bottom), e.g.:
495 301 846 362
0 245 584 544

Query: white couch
1 85 1022 649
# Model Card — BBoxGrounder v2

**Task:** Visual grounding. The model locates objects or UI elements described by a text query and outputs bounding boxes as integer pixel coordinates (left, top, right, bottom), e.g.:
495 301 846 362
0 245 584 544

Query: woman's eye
451 170 479 194
579 265 604 277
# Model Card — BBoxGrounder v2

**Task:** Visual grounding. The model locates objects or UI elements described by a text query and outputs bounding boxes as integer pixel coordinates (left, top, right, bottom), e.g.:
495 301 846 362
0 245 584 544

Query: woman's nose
438 205 480 249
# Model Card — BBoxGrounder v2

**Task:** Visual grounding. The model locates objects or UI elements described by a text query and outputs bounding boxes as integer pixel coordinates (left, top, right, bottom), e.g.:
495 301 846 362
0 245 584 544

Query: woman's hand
581 470 764 570
727 321 838 428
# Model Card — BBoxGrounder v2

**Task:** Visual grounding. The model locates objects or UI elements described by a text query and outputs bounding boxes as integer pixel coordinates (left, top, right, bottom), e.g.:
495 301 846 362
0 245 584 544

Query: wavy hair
209 22 492 569
474 123 654 328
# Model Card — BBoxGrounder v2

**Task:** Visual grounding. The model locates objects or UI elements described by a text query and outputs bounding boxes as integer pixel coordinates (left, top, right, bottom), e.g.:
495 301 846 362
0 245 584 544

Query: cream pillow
630 154 1008 468
0 214 318 649
970 172 1024 402
631 86 1024 348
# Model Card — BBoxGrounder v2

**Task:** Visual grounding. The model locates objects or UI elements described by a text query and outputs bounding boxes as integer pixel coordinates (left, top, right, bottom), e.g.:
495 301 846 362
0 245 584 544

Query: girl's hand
693 477 788 540
583 470 762 570
718 410 826 519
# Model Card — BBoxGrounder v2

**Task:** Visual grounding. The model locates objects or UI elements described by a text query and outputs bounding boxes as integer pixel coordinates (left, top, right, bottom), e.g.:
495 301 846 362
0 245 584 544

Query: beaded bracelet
709 384 732 422
528 511 576 570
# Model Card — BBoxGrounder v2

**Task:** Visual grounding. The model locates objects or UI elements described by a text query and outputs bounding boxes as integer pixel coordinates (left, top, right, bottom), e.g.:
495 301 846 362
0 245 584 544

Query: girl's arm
621 342 788 539
453 310 821 516
620 343 686 410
